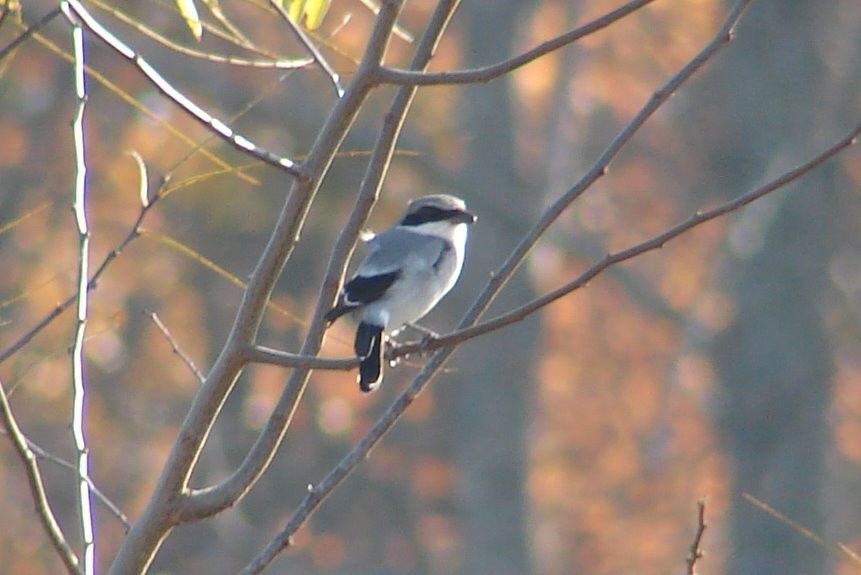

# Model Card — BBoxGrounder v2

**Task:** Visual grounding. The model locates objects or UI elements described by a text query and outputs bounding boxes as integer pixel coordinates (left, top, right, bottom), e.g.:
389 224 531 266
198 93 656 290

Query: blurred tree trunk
447 1 539 574
686 2 848 573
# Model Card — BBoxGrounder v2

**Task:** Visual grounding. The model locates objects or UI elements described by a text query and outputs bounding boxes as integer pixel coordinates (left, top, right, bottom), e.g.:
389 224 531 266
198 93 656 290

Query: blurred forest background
1 0 861 573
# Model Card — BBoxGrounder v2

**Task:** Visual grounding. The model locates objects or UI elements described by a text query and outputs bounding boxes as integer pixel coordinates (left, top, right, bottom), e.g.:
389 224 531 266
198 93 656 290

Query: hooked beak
456 209 477 225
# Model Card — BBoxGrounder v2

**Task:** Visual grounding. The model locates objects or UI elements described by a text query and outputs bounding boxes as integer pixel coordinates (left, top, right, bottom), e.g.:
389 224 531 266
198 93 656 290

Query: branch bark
0 379 81 575
373 0 655 86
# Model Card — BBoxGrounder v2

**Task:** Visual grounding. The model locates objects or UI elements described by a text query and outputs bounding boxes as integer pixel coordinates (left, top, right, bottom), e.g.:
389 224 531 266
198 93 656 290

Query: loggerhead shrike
325 194 476 392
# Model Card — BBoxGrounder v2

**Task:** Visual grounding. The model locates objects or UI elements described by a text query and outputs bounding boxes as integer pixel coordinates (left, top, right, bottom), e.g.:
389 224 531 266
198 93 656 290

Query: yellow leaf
287 0 307 22
303 0 332 30
175 0 203 41
286 0 331 30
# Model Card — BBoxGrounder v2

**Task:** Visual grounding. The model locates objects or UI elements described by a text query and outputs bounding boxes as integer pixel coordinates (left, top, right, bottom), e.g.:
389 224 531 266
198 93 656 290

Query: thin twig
0 166 161 364
0 428 132 529
200 0 256 49
743 493 861 568
61 0 308 181
0 5 62 61
61 6 96 571
686 500 707 575
148 312 206 383
0 378 82 575
88 0 313 69
268 0 344 97
374 0 655 86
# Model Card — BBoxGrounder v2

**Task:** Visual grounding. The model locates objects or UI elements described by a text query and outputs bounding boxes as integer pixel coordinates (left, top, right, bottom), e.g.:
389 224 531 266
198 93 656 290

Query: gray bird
325 194 476 391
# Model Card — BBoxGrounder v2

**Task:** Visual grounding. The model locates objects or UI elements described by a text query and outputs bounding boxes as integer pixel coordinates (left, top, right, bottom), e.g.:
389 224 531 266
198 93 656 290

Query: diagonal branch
0 379 82 575
148 312 206 383
61 0 308 181
0 167 163 365
88 0 313 69
390 119 861 357
0 5 62 61
0 427 132 529
268 0 344 97
374 0 655 86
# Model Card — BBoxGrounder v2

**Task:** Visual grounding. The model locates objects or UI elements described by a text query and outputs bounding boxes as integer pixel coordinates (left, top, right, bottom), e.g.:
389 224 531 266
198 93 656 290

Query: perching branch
178 0 459 529
243 0 763 561
373 0 655 86
247 345 357 371
391 119 861 358
0 379 82 575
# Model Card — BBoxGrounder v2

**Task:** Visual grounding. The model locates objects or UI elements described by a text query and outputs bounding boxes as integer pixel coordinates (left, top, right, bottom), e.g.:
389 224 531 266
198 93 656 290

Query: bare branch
0 428 132 529
88 0 313 69
173 0 412 525
0 6 61 62
686 500 707 575
0 379 82 575
60 8 97 572
148 312 206 383
247 345 357 371
0 168 162 365
374 0 655 86
268 0 343 97
743 493 861 568
390 119 861 357
61 0 308 181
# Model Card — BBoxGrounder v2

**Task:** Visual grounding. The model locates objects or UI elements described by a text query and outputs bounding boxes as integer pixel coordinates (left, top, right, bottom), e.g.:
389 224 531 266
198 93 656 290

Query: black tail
355 322 384 392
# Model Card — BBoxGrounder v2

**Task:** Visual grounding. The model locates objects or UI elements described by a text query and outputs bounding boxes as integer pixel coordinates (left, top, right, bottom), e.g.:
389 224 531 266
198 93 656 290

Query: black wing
344 271 400 304
324 270 400 325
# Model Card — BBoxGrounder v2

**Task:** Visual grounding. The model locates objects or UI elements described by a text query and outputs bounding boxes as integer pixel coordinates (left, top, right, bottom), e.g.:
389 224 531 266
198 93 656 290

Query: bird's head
398 194 476 239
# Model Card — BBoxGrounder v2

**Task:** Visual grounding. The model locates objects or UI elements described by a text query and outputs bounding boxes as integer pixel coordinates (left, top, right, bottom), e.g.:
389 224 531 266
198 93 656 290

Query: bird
325 194 476 392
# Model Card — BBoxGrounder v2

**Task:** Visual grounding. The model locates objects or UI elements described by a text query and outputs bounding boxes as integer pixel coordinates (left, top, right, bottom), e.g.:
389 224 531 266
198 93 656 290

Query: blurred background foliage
1 0 861 573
